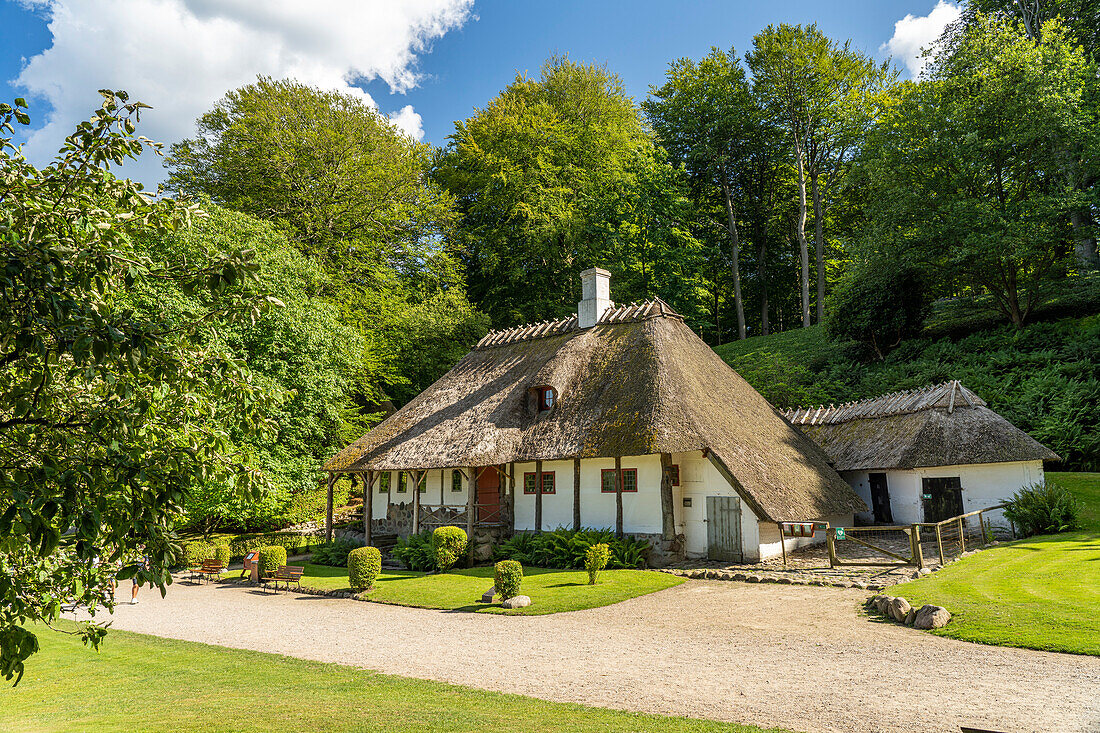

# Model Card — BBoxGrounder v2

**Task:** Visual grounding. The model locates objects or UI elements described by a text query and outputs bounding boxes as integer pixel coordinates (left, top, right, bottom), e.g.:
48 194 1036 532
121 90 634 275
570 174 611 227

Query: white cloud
12 0 472 186
881 1 962 78
389 104 425 141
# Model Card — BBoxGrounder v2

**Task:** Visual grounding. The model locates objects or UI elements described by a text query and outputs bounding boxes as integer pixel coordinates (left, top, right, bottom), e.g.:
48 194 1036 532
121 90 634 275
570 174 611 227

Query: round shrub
494 560 523 601
348 546 382 591
213 545 231 568
258 545 287 576
1003 480 1082 537
585 542 611 585
182 541 212 568
432 526 468 571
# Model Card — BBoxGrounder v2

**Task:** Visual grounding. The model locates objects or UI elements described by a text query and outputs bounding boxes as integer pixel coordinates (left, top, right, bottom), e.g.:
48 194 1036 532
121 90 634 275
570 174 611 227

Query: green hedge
432 527 468 571
491 528 650 569
258 545 287 576
585 543 611 585
348 546 382 591
182 541 213 568
494 560 523 600
213 545 231 567
228 532 317 562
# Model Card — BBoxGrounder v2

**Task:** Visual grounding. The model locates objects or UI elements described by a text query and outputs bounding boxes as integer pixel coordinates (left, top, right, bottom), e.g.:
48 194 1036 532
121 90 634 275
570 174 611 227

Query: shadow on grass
546 582 585 588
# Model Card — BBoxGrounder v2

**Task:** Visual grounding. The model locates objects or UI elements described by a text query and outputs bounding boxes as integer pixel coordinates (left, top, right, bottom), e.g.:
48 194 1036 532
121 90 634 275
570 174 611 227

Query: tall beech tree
859 15 1096 326
645 48 756 339
0 93 280 681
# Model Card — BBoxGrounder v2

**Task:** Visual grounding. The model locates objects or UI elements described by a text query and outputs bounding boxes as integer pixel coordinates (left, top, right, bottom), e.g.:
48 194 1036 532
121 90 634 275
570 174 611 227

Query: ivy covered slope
714 304 1100 471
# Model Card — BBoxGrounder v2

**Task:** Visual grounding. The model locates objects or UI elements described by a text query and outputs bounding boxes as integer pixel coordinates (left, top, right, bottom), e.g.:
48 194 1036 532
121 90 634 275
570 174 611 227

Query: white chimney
577 267 613 328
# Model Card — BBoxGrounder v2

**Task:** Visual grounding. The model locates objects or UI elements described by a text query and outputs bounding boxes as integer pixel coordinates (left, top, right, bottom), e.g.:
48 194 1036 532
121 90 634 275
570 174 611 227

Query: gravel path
79 579 1100 733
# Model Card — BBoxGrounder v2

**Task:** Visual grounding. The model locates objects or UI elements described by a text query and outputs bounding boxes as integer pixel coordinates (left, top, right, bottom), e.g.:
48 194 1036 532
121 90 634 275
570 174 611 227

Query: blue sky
0 0 961 186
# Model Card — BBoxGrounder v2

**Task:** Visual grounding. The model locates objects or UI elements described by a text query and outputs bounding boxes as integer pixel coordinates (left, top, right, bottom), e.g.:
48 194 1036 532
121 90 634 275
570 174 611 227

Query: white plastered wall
368 468 471 521
675 451 762 562
841 461 1043 527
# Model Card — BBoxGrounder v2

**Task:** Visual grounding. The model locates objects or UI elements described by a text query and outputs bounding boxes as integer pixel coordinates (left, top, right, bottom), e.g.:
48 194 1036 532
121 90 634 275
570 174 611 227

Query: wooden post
957 515 966 553
826 528 838 568
466 466 476 564
364 470 373 547
778 522 788 568
412 471 421 535
615 456 623 539
978 511 987 547
936 522 946 566
325 472 334 543
440 468 445 505
508 462 516 532
912 524 924 570
534 459 544 533
573 458 581 531
659 453 675 541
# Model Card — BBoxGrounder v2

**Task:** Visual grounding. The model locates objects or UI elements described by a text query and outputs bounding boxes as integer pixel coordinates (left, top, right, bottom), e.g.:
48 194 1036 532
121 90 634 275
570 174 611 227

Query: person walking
126 552 150 605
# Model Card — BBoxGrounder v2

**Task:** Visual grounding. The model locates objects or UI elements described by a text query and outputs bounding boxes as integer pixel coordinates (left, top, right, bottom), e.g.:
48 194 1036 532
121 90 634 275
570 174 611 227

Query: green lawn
890 472 1100 656
3 625 784 733
296 563 683 615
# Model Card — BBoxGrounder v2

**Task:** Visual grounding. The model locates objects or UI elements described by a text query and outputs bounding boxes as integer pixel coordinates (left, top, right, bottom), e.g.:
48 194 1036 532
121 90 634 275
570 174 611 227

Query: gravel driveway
79 579 1100 733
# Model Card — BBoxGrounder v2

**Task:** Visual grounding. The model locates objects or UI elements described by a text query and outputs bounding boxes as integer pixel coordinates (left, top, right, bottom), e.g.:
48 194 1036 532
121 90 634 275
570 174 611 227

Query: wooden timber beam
573 457 581 532
615 456 623 539
660 453 675 541
325 472 335 543
466 466 476 564
535 459 544 533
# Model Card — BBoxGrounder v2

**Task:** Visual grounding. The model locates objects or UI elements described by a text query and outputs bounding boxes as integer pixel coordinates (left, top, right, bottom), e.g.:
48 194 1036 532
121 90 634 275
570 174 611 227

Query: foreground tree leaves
0 92 281 682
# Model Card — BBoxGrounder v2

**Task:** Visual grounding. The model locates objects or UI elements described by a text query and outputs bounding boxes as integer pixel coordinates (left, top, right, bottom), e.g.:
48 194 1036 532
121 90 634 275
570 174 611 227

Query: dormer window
535 385 555 412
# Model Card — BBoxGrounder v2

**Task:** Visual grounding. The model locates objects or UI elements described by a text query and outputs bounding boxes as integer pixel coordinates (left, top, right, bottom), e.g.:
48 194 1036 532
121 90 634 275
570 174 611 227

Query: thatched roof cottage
785 382 1059 529
324 268 866 564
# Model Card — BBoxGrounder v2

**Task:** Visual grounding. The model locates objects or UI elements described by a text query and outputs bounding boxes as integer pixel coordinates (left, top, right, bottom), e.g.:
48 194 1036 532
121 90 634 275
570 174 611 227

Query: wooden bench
190 559 225 583
261 565 304 594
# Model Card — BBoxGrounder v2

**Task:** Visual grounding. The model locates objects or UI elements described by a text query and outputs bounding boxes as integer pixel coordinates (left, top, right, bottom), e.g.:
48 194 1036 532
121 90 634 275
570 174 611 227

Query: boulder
904 608 917 626
874 595 892 614
913 604 951 630
481 586 496 604
501 595 531 609
889 597 912 622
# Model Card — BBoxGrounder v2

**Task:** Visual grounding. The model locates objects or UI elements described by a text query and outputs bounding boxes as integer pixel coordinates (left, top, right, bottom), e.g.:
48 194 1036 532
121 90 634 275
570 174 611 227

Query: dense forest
6 3 1100 540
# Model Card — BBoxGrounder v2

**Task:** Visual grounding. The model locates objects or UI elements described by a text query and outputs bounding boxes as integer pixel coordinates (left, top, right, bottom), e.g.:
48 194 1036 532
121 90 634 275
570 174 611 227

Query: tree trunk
757 236 769 336
1070 209 1100 272
364 470 372 548
720 165 747 339
811 169 825 324
794 138 811 328
325 473 334 543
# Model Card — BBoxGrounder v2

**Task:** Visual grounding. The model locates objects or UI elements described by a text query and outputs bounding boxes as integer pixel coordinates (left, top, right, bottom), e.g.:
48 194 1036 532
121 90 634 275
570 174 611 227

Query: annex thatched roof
324 299 865 521
784 381 1060 472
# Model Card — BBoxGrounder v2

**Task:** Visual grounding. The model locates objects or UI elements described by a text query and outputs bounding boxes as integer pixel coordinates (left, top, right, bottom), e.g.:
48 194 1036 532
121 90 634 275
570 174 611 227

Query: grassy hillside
715 313 1100 471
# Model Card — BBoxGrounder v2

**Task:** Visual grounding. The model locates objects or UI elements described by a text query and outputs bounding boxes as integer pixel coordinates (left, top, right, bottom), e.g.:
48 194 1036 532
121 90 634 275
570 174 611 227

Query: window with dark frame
418 472 427 493
668 464 680 486
451 469 463 492
397 472 407 493
523 471 555 494
379 471 390 493
535 386 555 412
601 468 637 493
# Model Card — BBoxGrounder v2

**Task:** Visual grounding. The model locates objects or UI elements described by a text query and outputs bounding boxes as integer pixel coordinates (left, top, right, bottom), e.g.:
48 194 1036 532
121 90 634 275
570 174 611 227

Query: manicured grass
297 563 683 615
890 472 1100 656
3 625 783 733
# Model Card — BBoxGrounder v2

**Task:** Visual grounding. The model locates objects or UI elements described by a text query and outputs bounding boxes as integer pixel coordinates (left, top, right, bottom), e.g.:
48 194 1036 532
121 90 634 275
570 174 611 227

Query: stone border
657 567 887 590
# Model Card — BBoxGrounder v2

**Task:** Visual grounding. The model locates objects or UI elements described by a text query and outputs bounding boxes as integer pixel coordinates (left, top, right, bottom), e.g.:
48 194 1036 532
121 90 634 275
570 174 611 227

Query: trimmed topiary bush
258 545 287 576
585 543 610 585
494 560 523 601
182 541 213 568
348 546 382 591
1003 480 1082 537
213 545 231 568
432 526 468 571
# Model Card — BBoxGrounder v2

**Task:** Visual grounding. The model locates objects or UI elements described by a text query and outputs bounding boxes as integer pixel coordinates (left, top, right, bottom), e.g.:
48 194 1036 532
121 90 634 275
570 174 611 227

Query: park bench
261 565 304 594
191 559 225 583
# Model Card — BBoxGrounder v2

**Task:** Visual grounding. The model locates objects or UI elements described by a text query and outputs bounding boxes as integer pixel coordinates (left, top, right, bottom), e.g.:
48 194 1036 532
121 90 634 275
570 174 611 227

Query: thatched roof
324 299 865 521
785 381 1060 471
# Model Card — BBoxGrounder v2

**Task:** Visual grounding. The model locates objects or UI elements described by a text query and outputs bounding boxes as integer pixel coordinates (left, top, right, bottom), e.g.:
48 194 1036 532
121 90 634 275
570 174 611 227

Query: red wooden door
476 468 501 522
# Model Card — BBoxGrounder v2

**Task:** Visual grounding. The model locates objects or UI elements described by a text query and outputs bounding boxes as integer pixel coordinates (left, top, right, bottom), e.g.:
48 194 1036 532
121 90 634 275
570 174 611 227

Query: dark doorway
476 467 501 523
921 477 964 522
868 473 893 523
